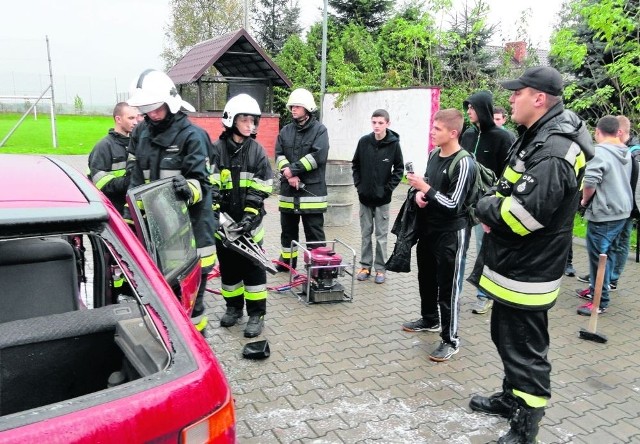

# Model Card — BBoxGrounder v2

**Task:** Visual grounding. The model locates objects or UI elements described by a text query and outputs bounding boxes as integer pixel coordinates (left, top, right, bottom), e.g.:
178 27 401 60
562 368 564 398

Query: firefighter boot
469 390 517 418
191 276 209 332
275 256 297 273
220 306 244 327
498 401 545 444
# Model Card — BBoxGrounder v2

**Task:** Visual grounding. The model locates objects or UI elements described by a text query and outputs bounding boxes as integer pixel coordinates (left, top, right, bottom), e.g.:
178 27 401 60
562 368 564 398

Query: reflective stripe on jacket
468 104 594 310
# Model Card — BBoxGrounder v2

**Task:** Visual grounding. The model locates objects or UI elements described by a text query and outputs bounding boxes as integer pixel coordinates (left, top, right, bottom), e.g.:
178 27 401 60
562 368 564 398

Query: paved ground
57 155 640 444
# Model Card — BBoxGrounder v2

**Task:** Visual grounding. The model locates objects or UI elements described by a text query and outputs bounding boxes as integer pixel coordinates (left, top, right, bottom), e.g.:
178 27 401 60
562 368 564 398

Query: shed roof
167 28 291 88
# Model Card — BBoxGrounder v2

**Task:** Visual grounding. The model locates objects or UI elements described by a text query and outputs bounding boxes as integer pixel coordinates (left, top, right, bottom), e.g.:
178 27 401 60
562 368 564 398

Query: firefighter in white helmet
208 93 273 338
126 69 217 332
274 88 330 271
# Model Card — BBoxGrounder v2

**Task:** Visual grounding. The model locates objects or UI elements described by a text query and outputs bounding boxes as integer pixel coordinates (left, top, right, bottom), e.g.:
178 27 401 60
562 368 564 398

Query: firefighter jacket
275 116 329 214
209 133 273 243
468 103 594 310
88 129 130 215
127 112 216 267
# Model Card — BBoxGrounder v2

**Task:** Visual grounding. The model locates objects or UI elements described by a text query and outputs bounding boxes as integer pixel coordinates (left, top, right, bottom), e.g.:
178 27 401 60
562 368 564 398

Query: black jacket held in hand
352 129 404 206
461 91 515 177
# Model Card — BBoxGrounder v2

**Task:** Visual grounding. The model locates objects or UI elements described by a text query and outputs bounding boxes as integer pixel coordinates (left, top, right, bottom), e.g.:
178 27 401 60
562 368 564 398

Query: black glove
236 211 261 234
211 187 221 206
172 175 192 202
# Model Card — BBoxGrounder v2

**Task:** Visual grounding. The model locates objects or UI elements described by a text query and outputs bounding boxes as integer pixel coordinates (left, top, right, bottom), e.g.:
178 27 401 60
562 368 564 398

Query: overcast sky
0 0 561 107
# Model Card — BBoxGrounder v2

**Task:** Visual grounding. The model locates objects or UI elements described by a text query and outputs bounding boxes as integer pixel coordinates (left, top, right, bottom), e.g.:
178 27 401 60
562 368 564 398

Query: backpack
428 147 497 225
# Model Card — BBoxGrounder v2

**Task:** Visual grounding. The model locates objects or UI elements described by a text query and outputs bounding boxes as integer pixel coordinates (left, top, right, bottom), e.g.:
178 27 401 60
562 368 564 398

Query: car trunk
0 305 169 416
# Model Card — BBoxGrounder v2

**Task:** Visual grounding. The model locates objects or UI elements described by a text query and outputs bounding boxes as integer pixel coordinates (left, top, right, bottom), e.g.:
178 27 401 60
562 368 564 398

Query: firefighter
275 88 330 271
467 66 594 443
126 69 217 332
209 94 273 338
87 102 139 215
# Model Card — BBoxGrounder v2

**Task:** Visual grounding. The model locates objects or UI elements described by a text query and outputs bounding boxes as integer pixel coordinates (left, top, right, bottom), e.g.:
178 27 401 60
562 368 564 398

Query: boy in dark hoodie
352 109 404 284
460 91 515 315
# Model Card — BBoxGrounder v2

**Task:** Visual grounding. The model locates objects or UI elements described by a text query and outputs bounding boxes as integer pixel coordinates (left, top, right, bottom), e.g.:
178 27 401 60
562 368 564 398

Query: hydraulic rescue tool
217 212 277 275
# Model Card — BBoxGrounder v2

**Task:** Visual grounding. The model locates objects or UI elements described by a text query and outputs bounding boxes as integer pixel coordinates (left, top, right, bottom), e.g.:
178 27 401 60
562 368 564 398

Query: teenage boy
352 109 404 284
403 109 476 362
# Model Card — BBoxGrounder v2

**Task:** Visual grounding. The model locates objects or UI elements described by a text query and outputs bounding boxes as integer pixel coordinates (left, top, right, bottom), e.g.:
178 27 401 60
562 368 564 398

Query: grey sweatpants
358 202 390 272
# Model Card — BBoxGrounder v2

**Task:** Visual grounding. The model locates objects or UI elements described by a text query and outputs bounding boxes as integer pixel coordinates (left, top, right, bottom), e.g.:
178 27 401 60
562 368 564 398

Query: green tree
377 6 440 87
328 0 394 31
252 0 303 56
162 0 244 69
550 0 640 126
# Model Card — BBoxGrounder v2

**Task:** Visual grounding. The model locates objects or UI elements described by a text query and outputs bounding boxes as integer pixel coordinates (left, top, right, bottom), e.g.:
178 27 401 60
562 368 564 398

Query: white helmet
286 88 317 113
222 94 261 128
127 69 195 114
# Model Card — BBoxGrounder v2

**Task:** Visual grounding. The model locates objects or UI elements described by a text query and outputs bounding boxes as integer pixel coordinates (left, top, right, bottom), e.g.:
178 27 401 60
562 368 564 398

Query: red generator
291 240 355 303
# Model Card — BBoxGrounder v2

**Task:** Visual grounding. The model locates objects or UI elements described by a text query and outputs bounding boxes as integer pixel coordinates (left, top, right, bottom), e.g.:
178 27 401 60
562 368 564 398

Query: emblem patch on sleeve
515 174 537 194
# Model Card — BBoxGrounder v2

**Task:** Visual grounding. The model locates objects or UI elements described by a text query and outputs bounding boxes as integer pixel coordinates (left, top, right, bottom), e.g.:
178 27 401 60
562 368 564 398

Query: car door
126 178 201 315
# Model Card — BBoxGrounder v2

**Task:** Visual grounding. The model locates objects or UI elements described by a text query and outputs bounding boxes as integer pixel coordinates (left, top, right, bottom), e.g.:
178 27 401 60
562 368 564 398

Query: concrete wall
188 113 281 159
321 87 440 176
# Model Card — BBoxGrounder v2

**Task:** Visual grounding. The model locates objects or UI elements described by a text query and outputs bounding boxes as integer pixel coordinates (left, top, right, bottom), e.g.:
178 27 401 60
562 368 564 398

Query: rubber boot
498 401 545 444
191 274 209 332
276 255 297 272
220 306 244 327
469 380 517 418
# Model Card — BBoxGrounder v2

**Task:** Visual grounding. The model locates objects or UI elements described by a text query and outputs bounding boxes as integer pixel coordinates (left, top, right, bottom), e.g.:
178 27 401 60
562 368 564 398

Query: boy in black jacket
352 109 404 284
460 91 515 315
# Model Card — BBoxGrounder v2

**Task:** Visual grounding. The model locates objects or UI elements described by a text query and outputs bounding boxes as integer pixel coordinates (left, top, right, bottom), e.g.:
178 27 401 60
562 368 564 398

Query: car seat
0 237 79 322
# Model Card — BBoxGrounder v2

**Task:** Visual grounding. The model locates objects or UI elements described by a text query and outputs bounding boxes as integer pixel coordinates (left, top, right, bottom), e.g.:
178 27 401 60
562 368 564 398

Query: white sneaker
472 298 493 314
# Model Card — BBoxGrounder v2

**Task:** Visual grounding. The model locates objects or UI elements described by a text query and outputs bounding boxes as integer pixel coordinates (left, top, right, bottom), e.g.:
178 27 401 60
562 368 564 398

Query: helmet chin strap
294 113 310 125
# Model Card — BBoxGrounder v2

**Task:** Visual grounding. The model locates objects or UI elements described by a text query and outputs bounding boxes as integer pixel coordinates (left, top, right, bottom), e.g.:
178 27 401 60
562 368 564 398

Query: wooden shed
167 28 292 157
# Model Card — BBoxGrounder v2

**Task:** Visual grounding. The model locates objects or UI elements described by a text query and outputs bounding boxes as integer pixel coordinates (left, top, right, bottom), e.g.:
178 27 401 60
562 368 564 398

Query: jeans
609 218 634 284
586 219 628 308
473 224 488 300
358 203 390 272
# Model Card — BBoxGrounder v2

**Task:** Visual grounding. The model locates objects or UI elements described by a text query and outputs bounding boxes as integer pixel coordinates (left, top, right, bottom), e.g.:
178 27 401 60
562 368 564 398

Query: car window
127 180 198 284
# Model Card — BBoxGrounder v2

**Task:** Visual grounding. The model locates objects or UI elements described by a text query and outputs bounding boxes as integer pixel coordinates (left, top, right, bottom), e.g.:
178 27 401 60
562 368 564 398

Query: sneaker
472 298 493 314
575 288 593 300
564 264 576 277
609 281 618 291
220 306 243 327
576 274 590 283
374 272 386 284
244 315 265 338
577 302 607 316
402 318 440 332
356 268 371 281
429 341 459 362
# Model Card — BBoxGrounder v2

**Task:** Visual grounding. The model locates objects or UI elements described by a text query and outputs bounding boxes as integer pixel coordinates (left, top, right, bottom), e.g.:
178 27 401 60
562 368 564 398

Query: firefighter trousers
216 239 267 317
491 301 551 403
279 212 326 265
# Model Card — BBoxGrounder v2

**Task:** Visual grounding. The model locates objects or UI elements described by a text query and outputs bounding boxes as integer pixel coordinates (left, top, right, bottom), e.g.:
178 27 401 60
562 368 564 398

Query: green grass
0 113 111 154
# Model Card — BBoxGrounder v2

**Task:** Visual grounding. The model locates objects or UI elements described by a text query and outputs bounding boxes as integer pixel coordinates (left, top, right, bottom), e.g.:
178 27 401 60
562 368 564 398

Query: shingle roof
167 28 291 87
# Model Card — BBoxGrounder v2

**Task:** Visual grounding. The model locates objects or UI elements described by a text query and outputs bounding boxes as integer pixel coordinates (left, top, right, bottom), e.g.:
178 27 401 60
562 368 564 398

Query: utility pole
320 0 328 123
244 0 250 30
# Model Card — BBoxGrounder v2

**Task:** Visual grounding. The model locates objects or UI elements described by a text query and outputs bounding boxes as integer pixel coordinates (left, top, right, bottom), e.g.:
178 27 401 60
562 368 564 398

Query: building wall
188 113 281 159
322 87 440 177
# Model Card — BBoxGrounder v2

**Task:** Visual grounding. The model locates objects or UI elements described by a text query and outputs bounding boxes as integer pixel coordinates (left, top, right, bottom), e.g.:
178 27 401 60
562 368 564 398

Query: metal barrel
324 160 355 227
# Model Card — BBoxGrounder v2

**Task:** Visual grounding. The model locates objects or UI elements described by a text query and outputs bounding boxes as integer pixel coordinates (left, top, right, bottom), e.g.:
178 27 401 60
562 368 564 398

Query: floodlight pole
46 35 58 148
320 0 328 123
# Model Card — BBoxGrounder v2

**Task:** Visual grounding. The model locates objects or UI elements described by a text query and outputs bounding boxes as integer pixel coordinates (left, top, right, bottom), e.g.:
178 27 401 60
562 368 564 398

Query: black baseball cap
501 66 564 96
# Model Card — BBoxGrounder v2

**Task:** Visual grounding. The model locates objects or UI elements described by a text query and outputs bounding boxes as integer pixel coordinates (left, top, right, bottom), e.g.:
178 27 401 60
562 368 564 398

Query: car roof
0 155 109 237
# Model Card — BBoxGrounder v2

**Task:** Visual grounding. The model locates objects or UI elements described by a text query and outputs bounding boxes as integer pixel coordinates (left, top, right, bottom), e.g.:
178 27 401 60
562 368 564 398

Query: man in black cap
467 66 594 443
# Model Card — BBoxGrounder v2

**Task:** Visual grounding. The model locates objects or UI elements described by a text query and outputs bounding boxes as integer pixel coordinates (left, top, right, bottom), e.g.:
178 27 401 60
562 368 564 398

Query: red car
0 155 235 443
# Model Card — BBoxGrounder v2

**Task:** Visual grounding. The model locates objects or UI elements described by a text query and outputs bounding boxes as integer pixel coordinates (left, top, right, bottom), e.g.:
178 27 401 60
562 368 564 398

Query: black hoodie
352 129 404 206
460 91 515 177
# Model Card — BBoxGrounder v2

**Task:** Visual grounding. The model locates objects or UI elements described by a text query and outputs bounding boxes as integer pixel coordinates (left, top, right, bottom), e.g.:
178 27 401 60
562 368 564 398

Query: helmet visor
136 102 164 114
